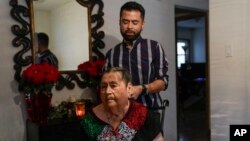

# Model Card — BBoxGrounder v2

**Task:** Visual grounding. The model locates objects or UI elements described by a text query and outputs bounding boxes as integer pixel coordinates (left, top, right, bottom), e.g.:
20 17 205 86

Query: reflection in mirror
33 0 90 71
10 0 105 90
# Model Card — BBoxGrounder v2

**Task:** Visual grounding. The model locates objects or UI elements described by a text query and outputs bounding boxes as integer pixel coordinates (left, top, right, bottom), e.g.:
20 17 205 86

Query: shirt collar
39 49 50 56
122 36 142 47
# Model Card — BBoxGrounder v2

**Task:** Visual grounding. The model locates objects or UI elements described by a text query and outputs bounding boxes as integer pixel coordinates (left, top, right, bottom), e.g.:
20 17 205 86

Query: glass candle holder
75 102 85 118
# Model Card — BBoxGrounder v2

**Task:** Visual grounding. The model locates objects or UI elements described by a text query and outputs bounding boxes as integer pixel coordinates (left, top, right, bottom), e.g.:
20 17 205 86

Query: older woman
80 67 164 141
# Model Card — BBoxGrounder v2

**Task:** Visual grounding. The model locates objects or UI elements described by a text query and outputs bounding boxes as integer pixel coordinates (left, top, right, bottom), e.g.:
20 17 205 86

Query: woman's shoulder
80 109 106 138
123 102 148 130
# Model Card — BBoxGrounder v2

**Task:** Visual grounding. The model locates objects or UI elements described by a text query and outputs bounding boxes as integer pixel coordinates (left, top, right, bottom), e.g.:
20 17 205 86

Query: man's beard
121 30 141 42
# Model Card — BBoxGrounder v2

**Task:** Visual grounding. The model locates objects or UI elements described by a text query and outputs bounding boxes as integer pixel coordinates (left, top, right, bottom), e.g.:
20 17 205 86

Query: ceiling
178 17 205 28
175 7 206 29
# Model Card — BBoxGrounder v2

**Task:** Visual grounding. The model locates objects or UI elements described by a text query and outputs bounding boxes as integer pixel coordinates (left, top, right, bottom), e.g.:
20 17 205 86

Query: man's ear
141 21 145 30
127 82 133 94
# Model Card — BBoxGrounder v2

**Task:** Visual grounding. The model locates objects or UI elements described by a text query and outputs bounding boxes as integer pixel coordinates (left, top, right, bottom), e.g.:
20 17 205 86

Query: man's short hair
120 1 145 21
37 32 49 48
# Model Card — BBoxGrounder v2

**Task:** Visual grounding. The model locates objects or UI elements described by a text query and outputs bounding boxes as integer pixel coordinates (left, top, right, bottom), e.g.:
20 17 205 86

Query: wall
177 27 206 63
34 1 89 71
0 1 26 140
193 27 206 62
50 1 89 71
0 0 207 140
210 0 250 141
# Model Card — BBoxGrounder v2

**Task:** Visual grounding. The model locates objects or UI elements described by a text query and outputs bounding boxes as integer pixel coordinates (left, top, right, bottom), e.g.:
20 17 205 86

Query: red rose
78 61 92 71
21 62 60 90
45 69 60 83
24 64 44 85
77 59 105 88
87 67 99 77
22 66 34 81
32 70 45 85
43 63 60 83
95 59 105 69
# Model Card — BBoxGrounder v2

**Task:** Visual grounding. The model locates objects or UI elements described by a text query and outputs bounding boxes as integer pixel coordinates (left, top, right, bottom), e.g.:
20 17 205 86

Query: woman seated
80 67 164 141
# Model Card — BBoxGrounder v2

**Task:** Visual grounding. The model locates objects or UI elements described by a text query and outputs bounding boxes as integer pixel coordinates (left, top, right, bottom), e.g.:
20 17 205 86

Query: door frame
175 6 210 140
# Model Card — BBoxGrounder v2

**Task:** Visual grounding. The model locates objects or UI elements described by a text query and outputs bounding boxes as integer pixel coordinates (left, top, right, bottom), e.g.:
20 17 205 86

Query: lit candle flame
75 102 85 118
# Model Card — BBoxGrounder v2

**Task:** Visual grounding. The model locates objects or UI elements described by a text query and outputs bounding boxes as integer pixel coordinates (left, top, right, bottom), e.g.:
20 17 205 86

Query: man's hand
129 79 166 99
129 85 144 99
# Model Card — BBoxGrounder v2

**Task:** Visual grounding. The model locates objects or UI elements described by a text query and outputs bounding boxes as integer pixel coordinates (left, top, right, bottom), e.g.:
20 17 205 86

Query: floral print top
80 101 161 141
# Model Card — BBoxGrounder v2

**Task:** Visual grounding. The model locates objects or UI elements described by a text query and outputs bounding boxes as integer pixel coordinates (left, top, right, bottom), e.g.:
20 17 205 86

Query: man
35 32 58 68
104 1 169 109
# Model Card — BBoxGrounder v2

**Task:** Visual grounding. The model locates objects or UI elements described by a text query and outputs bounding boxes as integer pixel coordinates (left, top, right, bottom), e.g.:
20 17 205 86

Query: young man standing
104 1 169 109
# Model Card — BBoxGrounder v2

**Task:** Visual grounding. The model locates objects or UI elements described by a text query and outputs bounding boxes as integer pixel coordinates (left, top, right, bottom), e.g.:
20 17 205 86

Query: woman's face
120 10 145 42
100 71 131 109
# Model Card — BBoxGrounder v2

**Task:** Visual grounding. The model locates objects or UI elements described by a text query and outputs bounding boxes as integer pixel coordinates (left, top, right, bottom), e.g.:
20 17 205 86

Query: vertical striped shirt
104 36 168 108
36 49 58 68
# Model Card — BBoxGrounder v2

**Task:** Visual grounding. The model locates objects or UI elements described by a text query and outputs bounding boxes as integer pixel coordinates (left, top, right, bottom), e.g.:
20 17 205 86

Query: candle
75 102 85 118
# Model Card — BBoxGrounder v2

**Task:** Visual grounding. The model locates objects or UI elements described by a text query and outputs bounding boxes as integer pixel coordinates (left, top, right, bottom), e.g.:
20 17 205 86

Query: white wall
34 10 51 38
35 1 89 71
50 1 89 71
193 27 206 62
0 1 27 140
177 27 206 63
210 0 250 141
0 0 208 140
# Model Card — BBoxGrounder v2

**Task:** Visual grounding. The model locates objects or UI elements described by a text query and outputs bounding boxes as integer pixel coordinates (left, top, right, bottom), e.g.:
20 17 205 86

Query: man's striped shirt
104 36 168 108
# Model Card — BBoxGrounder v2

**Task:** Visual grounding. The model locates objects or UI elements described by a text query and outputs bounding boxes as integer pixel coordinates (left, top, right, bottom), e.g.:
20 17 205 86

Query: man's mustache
125 30 135 34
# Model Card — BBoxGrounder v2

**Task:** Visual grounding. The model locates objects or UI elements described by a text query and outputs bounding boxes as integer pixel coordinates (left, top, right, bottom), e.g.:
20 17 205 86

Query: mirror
10 0 105 90
33 0 90 71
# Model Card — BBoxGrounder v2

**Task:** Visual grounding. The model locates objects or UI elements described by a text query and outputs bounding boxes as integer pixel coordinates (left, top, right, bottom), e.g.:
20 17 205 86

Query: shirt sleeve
154 43 169 89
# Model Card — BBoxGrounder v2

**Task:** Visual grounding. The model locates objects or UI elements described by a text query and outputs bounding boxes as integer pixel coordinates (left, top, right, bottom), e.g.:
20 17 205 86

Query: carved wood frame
9 0 105 90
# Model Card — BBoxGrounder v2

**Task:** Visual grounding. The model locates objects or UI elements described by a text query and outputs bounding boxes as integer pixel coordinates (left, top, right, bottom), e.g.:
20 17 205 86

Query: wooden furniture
27 119 85 141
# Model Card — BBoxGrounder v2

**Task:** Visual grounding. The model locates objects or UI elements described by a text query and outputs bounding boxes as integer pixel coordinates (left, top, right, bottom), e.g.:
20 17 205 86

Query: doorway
175 7 210 141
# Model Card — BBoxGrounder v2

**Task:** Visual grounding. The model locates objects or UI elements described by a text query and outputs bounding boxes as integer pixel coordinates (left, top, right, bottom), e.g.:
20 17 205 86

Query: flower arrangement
77 58 105 89
19 62 60 124
19 62 60 96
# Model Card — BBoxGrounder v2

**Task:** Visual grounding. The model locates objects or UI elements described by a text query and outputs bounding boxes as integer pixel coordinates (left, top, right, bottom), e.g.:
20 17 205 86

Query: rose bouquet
19 62 60 124
19 62 60 95
20 63 60 95
77 58 105 89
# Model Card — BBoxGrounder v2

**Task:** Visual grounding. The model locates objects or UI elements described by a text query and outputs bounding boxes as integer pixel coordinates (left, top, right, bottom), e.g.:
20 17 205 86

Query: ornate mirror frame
10 0 105 90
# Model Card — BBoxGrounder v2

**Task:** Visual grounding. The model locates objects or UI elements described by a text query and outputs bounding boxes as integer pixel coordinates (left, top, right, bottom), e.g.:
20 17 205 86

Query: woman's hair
120 1 145 21
102 67 132 85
